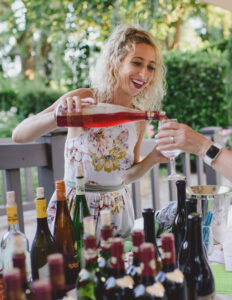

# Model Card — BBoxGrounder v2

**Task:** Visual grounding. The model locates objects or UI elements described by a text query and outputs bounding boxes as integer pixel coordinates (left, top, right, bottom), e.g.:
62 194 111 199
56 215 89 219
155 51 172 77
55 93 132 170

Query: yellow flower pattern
90 139 127 173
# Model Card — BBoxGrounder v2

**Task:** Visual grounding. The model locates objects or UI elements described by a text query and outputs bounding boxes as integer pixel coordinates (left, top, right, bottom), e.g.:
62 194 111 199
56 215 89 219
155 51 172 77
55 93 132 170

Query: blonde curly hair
91 24 166 110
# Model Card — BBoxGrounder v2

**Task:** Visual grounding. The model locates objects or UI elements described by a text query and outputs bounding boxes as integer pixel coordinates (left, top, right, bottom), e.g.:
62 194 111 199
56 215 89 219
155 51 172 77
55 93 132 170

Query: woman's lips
131 79 144 89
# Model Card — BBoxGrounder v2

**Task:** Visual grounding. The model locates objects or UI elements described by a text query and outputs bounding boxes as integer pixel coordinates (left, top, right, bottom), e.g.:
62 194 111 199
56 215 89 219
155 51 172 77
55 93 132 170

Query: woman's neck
112 89 133 107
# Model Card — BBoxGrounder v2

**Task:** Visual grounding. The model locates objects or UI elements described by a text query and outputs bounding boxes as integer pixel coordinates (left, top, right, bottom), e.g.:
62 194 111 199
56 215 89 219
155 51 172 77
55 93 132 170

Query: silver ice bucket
187 185 232 254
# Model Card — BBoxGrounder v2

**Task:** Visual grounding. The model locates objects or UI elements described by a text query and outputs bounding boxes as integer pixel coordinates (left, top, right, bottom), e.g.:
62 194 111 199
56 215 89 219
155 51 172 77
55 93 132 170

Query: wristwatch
203 143 223 166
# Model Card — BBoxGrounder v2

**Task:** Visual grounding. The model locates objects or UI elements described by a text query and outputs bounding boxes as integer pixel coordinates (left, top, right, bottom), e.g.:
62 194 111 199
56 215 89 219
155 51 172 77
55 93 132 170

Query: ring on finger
170 136 174 144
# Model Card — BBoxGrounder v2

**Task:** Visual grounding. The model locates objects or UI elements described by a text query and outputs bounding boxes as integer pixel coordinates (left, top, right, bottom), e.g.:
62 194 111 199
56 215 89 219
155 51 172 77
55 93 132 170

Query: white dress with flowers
47 123 138 241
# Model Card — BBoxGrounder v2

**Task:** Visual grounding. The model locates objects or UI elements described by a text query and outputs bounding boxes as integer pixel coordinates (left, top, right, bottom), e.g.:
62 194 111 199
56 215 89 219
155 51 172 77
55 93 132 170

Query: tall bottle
134 243 166 299
142 208 162 273
53 180 79 287
103 238 134 300
126 229 144 286
55 102 166 128
73 164 90 265
156 233 187 300
31 279 52 300
31 187 59 280
76 216 99 300
12 234 33 300
98 210 113 277
172 179 186 261
178 198 197 271
183 213 215 300
0 191 30 278
3 268 23 300
47 253 66 300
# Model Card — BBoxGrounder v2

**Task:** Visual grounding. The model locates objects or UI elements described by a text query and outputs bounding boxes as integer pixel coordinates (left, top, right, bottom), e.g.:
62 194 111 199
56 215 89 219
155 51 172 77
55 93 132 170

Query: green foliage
226 29 232 125
0 108 21 138
162 50 228 131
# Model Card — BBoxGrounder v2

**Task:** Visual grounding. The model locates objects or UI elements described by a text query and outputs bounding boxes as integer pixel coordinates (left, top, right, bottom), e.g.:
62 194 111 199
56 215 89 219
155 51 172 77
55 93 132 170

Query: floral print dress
47 123 138 241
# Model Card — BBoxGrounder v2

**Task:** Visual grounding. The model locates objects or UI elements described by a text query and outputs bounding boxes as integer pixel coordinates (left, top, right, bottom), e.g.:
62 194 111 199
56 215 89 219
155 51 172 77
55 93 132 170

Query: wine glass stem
170 157 177 175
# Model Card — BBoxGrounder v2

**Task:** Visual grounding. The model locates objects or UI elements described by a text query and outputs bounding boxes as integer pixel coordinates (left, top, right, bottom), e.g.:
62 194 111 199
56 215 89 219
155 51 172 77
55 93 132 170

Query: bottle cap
75 164 83 177
140 243 156 277
100 210 111 227
131 230 144 257
4 268 21 291
188 212 202 223
185 198 197 214
111 238 124 270
6 191 15 206
47 253 63 265
47 253 65 290
32 279 51 296
55 180 65 190
83 216 95 236
12 234 24 255
55 180 66 201
161 233 175 264
36 187 44 199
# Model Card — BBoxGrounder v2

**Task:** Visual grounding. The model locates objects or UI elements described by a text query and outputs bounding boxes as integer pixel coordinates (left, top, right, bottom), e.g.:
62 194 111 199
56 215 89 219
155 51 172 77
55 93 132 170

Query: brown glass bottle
134 243 166 299
126 229 144 286
47 253 66 300
142 208 162 273
53 180 79 287
12 235 33 300
31 279 52 300
3 268 23 300
156 233 187 300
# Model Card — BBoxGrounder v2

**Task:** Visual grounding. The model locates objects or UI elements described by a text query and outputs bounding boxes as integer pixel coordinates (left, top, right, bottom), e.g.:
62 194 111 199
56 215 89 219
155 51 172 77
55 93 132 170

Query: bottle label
76 177 85 195
38 263 49 280
198 292 215 300
6 206 18 225
35 199 47 218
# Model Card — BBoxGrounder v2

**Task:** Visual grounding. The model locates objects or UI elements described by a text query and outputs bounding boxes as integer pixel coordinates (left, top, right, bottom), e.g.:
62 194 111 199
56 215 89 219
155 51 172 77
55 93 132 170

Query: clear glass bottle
142 208 162 273
53 180 79 287
0 191 31 278
76 216 99 300
3 268 23 300
72 164 90 266
183 213 215 300
134 243 166 300
31 187 59 280
172 179 186 262
126 229 144 286
55 102 166 128
156 233 187 300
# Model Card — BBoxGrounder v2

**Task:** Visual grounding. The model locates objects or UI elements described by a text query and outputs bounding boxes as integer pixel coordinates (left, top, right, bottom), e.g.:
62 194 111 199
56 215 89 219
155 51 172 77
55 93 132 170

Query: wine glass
158 119 185 181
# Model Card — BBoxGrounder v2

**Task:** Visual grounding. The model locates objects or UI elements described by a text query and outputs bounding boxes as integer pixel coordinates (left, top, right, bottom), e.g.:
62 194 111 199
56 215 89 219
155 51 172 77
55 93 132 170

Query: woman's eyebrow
132 56 156 64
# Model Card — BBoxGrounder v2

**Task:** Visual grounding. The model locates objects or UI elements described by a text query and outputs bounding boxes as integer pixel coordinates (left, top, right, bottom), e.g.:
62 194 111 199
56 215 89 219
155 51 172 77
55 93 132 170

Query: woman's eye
148 65 155 71
132 61 141 66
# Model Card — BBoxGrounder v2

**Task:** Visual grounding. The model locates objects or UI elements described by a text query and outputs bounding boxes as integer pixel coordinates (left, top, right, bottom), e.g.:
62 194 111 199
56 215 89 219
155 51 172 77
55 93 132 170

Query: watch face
206 145 220 159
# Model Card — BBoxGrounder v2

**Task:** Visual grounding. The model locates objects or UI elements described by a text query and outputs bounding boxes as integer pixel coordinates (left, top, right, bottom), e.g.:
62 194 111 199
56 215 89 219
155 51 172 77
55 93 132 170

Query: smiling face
116 43 156 105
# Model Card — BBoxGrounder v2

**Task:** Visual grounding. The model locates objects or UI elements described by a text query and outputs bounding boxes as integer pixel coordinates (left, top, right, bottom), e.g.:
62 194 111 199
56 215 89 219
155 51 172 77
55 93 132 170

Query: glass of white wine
158 118 185 181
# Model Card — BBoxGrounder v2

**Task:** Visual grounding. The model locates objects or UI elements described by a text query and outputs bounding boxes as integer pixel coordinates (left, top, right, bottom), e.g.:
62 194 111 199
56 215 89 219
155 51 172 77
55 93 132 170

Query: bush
162 50 228 131
0 107 21 138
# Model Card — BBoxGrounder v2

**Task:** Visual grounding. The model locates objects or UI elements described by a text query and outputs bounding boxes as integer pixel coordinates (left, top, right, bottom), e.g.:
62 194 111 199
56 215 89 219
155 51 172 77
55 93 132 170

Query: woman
156 121 232 182
12 24 168 238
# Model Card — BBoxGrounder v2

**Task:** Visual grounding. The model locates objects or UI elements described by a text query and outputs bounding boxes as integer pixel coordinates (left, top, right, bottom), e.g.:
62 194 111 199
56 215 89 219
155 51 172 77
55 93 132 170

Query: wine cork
32 279 51 294
3 268 21 291
75 164 83 177
6 191 15 206
36 187 44 199
100 210 111 227
83 216 95 236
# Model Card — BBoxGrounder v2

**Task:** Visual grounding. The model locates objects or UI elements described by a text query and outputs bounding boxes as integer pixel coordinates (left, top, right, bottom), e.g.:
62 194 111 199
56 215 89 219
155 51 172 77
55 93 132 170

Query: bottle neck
84 236 98 270
100 227 112 260
8 223 20 232
132 256 140 267
176 181 186 211
162 262 176 273
141 275 155 287
36 218 51 234
187 219 205 257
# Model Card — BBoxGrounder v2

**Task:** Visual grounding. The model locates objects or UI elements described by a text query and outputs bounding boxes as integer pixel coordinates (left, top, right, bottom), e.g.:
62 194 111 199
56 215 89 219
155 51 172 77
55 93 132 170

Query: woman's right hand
57 96 96 114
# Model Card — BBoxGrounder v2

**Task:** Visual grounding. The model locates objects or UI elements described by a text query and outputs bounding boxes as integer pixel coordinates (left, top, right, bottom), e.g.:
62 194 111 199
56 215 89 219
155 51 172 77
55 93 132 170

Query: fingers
58 96 96 114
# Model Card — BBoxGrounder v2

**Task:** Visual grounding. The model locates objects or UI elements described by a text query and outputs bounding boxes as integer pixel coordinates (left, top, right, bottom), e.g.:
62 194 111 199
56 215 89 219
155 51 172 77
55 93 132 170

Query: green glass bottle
73 164 90 266
76 216 98 300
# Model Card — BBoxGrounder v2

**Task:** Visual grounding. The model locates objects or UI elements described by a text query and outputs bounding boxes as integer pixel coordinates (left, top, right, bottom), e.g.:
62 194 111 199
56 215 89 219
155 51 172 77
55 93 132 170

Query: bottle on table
156 233 187 300
31 279 52 300
142 208 162 273
47 253 66 300
0 256 5 300
183 213 215 300
178 198 197 271
31 187 59 280
98 210 113 277
172 179 186 261
126 229 144 286
76 216 99 300
12 234 33 300
134 243 166 299
0 191 31 278
103 237 134 300
55 101 166 128
3 268 23 300
53 180 79 287
72 164 90 266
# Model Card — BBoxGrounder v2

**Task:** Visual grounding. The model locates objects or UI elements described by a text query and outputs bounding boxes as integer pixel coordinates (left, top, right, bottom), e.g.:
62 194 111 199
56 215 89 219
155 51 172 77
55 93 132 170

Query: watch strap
203 143 222 166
